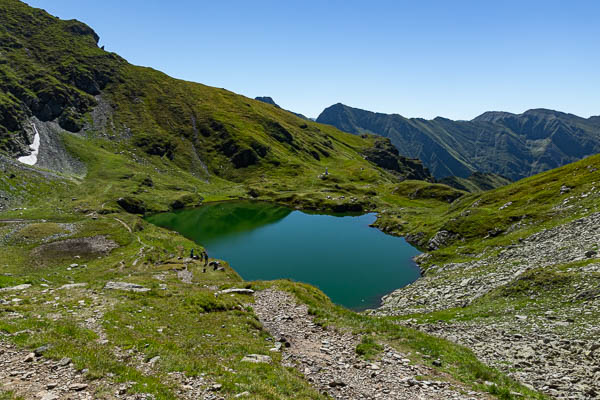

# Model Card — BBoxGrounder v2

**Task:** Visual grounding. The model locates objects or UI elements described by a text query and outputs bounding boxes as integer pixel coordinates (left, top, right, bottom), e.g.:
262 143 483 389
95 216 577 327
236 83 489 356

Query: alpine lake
147 201 421 311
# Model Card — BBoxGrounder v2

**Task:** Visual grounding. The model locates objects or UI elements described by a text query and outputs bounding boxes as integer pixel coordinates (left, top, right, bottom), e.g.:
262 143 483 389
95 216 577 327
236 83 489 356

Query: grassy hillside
374 154 600 399
0 0 429 189
376 153 600 266
439 173 512 193
0 0 122 153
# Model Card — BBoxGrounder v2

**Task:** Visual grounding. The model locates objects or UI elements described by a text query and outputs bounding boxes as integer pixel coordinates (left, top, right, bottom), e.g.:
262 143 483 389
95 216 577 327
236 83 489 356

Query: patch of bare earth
30 236 118 263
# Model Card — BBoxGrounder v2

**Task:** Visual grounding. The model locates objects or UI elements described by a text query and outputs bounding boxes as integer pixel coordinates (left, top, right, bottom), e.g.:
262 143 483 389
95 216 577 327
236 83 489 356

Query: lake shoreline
147 200 422 311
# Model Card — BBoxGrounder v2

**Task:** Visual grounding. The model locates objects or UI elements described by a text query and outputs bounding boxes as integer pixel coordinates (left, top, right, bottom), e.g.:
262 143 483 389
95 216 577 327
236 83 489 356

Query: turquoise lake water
147 201 421 310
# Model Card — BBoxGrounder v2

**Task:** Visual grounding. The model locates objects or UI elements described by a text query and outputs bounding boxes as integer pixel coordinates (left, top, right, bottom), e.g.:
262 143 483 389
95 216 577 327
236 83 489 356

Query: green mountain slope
439 172 512 193
375 153 600 261
316 103 600 180
0 0 430 189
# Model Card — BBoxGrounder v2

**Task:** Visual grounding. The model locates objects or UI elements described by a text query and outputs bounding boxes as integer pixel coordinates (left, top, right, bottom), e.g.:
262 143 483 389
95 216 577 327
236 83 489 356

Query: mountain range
317 103 600 180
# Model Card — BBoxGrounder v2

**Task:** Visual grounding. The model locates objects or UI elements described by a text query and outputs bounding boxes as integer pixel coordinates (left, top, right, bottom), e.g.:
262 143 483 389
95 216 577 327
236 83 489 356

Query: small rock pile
417 322 600 399
0 340 99 400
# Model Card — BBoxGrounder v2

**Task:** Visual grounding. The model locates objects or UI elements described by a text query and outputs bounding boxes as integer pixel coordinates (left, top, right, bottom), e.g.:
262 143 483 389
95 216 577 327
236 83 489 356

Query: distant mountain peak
255 96 280 108
522 108 569 119
255 96 309 120
474 108 573 123
472 111 516 122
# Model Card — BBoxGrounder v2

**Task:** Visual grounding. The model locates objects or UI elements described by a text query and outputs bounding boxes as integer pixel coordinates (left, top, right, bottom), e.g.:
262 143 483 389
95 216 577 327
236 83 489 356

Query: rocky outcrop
362 138 431 181
117 196 147 214
427 230 459 250
215 288 254 296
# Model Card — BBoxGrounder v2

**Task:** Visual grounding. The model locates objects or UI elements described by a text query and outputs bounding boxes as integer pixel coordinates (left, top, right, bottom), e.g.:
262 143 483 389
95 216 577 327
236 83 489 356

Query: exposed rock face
253 289 485 399
117 196 147 214
263 120 295 146
231 147 259 168
255 96 279 107
427 230 458 250
0 3 123 156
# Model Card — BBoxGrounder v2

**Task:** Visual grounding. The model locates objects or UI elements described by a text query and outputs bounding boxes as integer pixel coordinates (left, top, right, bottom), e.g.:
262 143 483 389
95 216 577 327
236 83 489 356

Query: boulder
427 230 457 250
59 283 87 290
68 383 88 391
116 196 146 214
585 250 598 258
104 281 150 292
215 288 254 296
0 284 31 292
241 354 272 364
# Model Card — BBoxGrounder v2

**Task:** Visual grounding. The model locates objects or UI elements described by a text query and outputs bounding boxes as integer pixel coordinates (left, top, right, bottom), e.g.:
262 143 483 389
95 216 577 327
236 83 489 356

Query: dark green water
147 201 421 310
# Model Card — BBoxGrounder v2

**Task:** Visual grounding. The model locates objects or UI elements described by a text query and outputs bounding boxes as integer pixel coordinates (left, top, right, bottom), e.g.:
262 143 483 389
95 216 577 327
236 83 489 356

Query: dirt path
113 218 132 234
253 289 485 400
113 217 153 267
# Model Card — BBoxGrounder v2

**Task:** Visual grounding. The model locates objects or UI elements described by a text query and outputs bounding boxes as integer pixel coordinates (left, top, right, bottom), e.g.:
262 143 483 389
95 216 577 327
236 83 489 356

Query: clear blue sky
25 0 599 120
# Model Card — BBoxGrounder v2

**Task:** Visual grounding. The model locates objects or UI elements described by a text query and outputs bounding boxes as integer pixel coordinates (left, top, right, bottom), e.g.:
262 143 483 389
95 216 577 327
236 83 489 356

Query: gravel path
253 289 486 400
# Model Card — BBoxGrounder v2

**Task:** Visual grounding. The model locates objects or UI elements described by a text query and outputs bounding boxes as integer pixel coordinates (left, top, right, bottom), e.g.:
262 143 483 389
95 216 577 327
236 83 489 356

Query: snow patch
17 123 40 165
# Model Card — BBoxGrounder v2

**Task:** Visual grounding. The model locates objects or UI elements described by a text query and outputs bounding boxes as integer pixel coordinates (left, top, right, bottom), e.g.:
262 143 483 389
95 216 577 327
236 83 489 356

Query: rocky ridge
317 103 600 180
378 212 600 315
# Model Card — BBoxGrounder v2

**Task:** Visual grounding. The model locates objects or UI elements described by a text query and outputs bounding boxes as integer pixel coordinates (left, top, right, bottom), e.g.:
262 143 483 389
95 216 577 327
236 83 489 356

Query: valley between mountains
1 1 599 399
